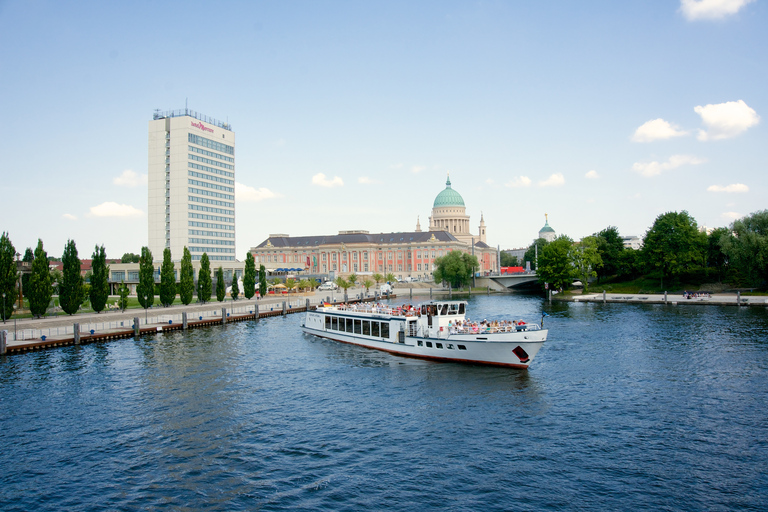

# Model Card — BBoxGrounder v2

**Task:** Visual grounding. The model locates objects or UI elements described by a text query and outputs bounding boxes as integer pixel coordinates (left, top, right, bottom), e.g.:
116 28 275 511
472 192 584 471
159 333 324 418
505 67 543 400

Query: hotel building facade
148 109 236 262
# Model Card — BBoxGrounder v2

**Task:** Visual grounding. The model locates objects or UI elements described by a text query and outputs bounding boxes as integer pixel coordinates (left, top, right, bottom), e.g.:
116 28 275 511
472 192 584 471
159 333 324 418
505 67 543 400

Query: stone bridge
479 273 540 290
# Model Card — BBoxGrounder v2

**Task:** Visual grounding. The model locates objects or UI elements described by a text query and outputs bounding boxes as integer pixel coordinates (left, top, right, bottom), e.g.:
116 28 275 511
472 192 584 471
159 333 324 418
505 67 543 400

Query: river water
1 295 766 511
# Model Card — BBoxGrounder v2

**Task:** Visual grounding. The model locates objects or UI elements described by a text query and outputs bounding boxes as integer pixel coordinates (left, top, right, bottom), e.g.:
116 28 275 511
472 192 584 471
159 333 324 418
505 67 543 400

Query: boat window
440 304 448 315
458 345 467 350
448 304 459 315
381 323 389 339
447 344 454 349
417 340 423 346
459 303 465 314
362 320 371 336
325 316 331 330
408 321 417 337
421 305 427 315
330 317 337 330
372 321 379 337
426 341 433 348
346 318 354 333
436 343 443 349
354 319 362 334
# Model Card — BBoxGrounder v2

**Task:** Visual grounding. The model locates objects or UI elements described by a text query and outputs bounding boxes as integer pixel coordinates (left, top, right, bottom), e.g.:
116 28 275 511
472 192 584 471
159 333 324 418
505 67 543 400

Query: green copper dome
433 176 465 208
539 217 555 233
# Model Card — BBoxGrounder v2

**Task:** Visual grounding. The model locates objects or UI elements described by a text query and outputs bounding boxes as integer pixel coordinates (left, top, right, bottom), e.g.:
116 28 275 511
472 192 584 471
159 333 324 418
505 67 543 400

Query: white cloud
585 170 599 179
707 183 749 193
505 176 531 188
411 165 426 173
236 182 283 202
632 118 688 142
632 154 706 177
62 213 77 220
390 163 403 169
485 178 495 184
358 176 381 184
539 173 565 187
695 100 760 140
113 169 148 187
87 202 143 218
722 211 742 221
311 173 344 188
680 0 754 20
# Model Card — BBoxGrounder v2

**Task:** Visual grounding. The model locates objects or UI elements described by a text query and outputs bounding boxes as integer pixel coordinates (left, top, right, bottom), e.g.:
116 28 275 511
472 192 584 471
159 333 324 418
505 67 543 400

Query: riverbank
553 290 768 307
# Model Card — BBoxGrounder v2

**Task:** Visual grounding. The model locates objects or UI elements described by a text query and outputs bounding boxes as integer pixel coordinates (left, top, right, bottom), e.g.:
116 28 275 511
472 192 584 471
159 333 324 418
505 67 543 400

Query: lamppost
2 292 5 323
15 251 22 310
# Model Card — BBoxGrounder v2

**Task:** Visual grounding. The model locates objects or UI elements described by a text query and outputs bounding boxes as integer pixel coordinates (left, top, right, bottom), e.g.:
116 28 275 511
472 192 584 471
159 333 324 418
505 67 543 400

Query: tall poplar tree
216 266 226 302
137 246 155 310
179 246 194 305
21 247 33 302
231 273 239 301
60 239 85 315
159 247 176 307
258 264 267 297
197 253 212 303
0 232 18 322
89 245 110 313
117 280 130 312
243 252 256 299
28 239 53 318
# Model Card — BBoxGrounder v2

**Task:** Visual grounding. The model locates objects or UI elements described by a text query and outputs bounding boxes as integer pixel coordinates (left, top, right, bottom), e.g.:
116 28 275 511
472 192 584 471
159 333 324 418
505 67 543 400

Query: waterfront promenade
559 291 768 306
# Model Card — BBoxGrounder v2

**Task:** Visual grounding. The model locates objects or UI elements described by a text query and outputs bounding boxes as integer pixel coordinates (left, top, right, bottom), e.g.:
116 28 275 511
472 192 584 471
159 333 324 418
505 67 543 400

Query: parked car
318 281 338 291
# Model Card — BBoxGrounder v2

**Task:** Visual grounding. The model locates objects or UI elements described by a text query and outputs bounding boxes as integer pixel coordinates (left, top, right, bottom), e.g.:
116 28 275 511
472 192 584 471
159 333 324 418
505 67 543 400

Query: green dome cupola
433 175 465 208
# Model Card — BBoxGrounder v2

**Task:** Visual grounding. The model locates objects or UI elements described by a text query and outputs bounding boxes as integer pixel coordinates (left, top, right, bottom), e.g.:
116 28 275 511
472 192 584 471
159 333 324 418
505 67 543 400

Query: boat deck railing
322 304 419 317
448 323 542 335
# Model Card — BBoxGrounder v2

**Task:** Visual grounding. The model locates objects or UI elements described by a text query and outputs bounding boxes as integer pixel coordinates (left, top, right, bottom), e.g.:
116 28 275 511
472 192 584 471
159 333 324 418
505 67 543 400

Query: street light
2 292 5 323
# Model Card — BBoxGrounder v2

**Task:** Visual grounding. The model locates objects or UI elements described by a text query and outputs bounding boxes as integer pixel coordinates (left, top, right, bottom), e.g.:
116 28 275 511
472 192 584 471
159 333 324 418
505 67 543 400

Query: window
362 321 370 336
436 343 443 349
447 344 454 349
381 323 389 339
417 340 423 346
426 341 433 348
458 345 467 350
354 319 362 334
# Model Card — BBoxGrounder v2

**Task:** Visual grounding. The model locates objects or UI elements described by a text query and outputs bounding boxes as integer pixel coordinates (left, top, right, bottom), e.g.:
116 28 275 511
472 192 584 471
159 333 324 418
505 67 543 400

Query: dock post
664 291 668 304
410 287 413 300
737 291 741 306
430 287 432 299
282 301 287 316
603 290 606 303
306 298 310 310
254 301 260 319
449 283 452 299
222 307 227 324
1 330 6 355
134 317 140 336
487 286 490 296
73 323 80 345
182 312 188 330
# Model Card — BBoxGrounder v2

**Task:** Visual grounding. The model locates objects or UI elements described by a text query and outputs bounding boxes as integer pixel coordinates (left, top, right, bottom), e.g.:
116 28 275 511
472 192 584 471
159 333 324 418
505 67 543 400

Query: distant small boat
301 300 547 368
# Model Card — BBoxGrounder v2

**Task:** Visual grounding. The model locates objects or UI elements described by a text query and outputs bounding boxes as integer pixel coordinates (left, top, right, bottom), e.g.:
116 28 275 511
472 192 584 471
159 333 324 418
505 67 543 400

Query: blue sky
1 0 765 259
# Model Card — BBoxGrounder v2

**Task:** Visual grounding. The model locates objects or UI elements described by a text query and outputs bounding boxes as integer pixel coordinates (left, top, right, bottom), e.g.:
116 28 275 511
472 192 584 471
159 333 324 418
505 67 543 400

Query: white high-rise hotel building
148 109 236 262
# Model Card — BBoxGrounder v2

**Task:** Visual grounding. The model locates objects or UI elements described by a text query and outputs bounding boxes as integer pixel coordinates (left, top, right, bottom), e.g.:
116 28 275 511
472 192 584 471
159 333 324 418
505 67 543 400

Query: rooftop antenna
185 97 188 115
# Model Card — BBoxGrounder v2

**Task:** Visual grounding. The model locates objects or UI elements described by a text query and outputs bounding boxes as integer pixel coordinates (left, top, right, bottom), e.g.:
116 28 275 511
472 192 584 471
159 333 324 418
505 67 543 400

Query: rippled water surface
2 296 767 511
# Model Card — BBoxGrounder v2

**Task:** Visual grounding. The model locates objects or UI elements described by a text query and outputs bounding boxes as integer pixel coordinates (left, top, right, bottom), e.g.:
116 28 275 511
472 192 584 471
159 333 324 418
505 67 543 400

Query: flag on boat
323 302 331 307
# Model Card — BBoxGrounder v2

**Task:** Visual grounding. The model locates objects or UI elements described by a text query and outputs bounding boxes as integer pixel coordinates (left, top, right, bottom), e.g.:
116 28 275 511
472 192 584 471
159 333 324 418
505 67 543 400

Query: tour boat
301 300 547 368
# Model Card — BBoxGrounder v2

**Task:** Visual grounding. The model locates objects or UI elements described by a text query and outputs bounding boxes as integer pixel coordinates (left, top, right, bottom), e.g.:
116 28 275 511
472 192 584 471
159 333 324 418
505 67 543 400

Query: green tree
500 251 519 267
21 247 33 302
89 245 110 313
258 264 267 297
706 227 731 283
433 251 478 288
524 238 549 271
298 278 311 292
643 211 706 288
385 272 397 284
121 252 140 263
231 273 240 301
28 239 53 318
537 235 575 292
285 277 297 292
721 210 768 288
571 236 603 294
117 280 130 311
198 253 212 303
616 249 642 280
137 246 155 310
347 273 358 287
59 239 85 315
179 247 195 305
594 226 624 282
335 276 351 298
216 266 226 302
362 278 374 293
0 233 18 322
372 273 383 286
159 247 176 307
243 252 256 299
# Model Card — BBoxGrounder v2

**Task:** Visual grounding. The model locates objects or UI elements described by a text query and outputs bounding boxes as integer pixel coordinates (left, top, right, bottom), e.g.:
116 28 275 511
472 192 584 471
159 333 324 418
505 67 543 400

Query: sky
0 0 765 259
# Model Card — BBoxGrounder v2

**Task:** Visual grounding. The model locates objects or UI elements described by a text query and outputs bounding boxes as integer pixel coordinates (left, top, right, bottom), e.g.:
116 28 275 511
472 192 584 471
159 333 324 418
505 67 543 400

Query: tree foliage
216 266 226 302
159 247 176 307
258 264 267 297
706 227 731 283
231 273 240 301
643 211 706 288
89 245 110 313
137 246 155 310
362 278 374 293
198 253 212 303
28 239 53 318
0 232 18 322
372 273 383 286
537 236 575 292
121 252 140 263
721 210 768 288
571 236 603 294
21 247 33 302
179 247 195 305
243 252 256 299
594 226 624 282
500 251 519 267
347 274 357 287
524 238 549 271
433 251 478 288
117 280 130 311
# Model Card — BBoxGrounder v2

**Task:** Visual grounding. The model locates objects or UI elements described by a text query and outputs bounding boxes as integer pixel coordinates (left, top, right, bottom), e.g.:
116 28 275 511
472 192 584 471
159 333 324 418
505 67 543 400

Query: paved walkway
563 291 768 306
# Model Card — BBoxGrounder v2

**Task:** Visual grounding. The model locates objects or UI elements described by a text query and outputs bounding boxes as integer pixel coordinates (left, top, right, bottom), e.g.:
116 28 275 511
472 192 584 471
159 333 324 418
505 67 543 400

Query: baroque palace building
249 175 497 281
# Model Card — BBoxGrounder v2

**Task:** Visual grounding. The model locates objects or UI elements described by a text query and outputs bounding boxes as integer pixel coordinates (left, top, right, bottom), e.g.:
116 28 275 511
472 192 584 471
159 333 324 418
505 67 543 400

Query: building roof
539 219 555 233
433 175 465 208
255 230 460 249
